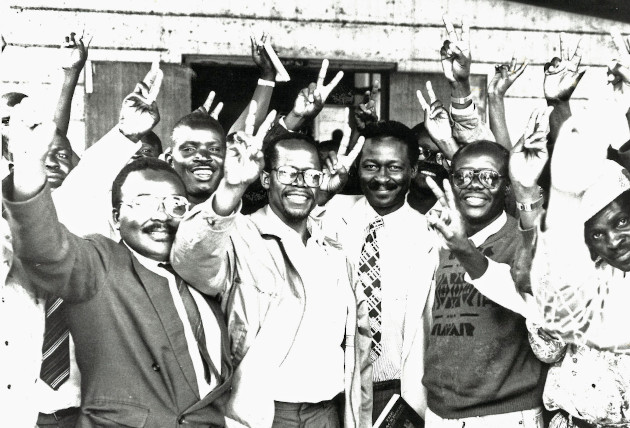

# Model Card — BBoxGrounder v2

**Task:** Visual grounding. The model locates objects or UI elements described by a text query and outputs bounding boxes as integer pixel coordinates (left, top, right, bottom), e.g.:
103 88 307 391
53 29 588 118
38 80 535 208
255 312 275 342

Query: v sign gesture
118 62 163 142
285 59 344 130
416 81 459 159
320 136 365 195
544 33 586 103
440 15 471 84
193 90 223 120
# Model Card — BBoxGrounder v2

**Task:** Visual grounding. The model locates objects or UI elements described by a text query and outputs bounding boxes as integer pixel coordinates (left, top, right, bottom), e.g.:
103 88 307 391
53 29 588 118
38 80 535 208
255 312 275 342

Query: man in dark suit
4 81 232 427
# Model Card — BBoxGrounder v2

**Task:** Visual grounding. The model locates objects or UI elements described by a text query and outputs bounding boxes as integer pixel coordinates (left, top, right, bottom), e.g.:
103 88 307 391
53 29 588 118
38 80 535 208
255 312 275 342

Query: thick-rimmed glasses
272 165 323 188
451 168 505 190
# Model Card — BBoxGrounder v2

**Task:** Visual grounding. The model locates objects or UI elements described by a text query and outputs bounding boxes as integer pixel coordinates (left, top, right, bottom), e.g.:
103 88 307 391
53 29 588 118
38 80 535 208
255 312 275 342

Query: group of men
1 15 629 428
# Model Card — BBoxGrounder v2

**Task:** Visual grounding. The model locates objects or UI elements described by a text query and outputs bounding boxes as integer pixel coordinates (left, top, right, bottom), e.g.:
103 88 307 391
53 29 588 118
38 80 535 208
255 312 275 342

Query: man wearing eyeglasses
4 111 233 426
171 129 372 428
422 140 546 428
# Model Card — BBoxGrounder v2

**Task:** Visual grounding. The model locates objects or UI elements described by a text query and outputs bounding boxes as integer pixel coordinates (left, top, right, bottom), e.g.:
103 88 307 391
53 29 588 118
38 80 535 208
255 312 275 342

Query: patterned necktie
158 263 218 385
40 297 70 390
358 216 385 362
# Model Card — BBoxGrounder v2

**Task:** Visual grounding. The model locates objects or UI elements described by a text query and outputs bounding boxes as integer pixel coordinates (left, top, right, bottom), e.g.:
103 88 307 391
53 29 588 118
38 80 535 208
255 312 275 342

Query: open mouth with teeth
285 193 311 204
462 195 488 207
190 167 215 181
420 170 437 178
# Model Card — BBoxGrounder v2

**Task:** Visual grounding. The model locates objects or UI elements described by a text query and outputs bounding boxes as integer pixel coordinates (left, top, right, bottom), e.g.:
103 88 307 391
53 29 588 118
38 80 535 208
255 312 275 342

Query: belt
37 407 80 423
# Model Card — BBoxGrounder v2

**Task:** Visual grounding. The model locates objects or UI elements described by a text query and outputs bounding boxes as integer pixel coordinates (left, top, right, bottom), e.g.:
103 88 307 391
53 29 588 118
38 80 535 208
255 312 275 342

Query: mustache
367 180 398 191
142 222 177 235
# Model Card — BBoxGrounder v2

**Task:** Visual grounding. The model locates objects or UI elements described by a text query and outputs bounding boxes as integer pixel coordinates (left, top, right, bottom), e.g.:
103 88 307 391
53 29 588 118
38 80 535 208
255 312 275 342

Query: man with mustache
4 106 233 426
316 120 436 424
171 115 373 427
423 140 547 428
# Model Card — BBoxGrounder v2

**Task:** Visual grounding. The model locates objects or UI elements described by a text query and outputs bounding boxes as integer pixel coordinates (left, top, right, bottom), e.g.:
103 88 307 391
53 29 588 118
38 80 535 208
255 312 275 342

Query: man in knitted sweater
423 141 546 428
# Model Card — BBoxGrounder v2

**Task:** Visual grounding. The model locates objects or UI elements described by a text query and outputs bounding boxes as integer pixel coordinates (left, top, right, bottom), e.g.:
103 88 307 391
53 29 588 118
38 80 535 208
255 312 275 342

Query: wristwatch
516 196 544 212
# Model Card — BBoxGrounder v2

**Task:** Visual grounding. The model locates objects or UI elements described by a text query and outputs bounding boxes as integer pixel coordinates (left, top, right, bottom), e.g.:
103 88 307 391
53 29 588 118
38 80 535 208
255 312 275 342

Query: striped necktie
159 263 219 385
40 297 70 390
358 216 385 362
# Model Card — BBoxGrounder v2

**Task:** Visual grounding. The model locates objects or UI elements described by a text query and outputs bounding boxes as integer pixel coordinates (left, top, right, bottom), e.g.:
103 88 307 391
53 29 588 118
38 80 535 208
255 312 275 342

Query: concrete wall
2 0 630 152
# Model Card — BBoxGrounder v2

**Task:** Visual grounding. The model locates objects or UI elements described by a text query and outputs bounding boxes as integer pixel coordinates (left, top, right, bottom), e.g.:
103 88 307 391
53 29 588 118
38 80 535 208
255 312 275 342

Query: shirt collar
357 196 415 226
252 205 325 246
469 211 507 247
123 242 169 277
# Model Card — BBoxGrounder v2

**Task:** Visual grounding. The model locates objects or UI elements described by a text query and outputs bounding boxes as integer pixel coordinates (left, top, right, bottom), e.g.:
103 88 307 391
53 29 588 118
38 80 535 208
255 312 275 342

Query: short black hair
263 132 319 172
451 140 510 175
111 158 186 208
171 112 225 143
141 131 163 155
361 120 419 166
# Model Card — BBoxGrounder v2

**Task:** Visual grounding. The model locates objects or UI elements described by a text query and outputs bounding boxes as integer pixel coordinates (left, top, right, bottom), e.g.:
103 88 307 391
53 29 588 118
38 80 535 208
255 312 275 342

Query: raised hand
509 106 553 189
8 99 57 167
488 56 528 97
609 31 630 91
61 30 91 71
250 32 276 81
544 33 586 103
193 91 223 120
417 81 452 143
290 59 344 120
117 62 163 142
320 136 364 194
352 89 379 131
425 176 469 252
223 101 277 187
440 15 471 84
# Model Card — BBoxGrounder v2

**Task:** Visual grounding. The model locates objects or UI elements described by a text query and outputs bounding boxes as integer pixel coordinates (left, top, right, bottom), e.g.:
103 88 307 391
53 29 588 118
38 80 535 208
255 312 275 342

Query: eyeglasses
120 195 190 218
272 166 323 188
451 168 505 190
418 147 445 165
1 117 9 126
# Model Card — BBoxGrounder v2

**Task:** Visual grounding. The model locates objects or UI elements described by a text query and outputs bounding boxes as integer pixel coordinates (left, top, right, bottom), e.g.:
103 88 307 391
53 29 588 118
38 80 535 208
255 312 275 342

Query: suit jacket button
152 363 160 372
178 415 186 424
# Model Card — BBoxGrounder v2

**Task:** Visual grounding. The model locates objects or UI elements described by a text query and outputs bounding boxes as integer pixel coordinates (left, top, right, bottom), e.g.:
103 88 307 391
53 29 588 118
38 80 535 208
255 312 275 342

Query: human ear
112 208 121 230
261 171 270 189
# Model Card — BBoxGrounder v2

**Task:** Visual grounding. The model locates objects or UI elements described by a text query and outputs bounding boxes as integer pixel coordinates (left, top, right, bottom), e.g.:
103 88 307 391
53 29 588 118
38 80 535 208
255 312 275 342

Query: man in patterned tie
317 120 436 424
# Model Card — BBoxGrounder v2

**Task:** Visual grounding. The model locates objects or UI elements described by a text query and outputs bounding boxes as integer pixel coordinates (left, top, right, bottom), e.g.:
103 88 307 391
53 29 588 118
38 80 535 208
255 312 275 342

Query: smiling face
359 137 417 216
113 169 187 261
262 140 321 226
585 193 630 271
168 125 225 205
45 132 74 189
451 149 508 229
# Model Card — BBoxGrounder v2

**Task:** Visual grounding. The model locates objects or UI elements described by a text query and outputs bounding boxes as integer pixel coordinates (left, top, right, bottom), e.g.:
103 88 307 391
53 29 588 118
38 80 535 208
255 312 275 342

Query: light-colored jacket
171 199 373 428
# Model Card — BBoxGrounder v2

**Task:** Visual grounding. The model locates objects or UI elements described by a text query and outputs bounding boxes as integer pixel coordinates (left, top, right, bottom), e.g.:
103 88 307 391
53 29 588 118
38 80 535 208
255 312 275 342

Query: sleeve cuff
450 102 476 117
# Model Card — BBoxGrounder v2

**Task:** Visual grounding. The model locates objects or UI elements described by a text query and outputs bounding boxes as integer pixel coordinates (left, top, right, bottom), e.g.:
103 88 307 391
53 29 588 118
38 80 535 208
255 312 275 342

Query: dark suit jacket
5 186 233 428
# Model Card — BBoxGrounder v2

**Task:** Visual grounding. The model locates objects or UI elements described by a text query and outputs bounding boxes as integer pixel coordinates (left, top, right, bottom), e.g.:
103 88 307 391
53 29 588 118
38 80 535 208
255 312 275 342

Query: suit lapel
131 256 200 398
183 294 233 414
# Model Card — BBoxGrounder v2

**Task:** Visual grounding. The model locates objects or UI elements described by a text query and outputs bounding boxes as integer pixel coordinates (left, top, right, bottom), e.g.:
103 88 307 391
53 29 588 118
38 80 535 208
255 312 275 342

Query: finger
317 59 329 88
442 179 458 210
210 102 223 120
323 71 344 97
611 30 630 62
337 135 350 157
146 66 163 104
250 35 257 55
245 100 257 136
325 154 336 172
509 53 517 71
524 107 540 137
537 105 554 134
559 32 567 60
363 90 371 104
514 60 529 78
500 66 509 80
443 15 457 41
70 32 77 45
253 109 277 150
426 176 448 208
426 80 437 104
83 31 93 48
416 89 429 111
344 136 365 168
203 91 216 112
261 32 268 44
570 37 583 69
134 82 151 98
307 82 316 103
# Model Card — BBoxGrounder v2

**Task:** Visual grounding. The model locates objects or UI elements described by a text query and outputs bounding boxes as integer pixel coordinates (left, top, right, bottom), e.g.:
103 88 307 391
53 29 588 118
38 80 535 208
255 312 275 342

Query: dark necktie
358 217 385 362
158 263 218 385
40 297 70 390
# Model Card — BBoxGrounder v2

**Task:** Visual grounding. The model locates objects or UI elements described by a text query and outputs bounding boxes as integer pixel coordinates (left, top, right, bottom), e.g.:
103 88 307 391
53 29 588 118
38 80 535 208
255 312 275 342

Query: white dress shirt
319 195 436 382
128 247 222 397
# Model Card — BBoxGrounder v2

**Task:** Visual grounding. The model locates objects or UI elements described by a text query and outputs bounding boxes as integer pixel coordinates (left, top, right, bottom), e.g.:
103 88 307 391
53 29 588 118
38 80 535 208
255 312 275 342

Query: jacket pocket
83 399 149 427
